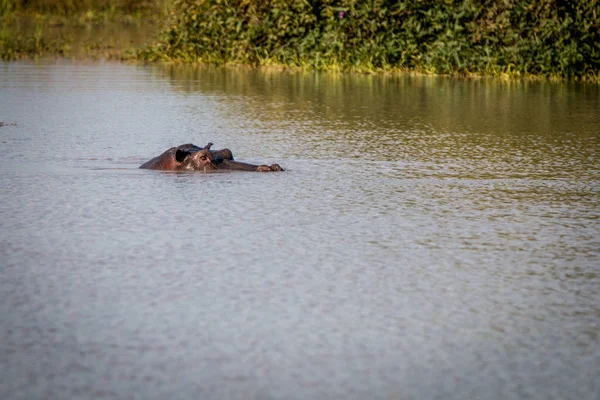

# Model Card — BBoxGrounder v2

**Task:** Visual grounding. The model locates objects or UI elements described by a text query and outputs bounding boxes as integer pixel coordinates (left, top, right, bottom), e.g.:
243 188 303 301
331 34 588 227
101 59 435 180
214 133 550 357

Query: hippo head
175 148 218 171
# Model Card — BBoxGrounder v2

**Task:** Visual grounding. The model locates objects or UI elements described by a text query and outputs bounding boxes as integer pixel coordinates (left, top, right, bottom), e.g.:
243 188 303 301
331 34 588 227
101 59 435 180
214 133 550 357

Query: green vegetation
1 0 172 21
1 0 599 80
132 0 600 80
0 0 172 60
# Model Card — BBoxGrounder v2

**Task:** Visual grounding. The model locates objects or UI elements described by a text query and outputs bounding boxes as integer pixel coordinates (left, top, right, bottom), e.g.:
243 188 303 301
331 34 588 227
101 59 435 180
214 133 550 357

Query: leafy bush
136 0 600 78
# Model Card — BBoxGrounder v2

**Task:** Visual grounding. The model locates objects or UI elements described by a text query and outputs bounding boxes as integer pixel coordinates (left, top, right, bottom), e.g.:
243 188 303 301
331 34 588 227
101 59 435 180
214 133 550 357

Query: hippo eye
200 156 207 160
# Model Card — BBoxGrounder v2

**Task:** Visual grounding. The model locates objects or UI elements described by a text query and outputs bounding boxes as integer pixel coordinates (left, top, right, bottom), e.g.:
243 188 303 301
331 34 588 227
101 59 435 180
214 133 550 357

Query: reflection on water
0 61 599 400
155 65 599 178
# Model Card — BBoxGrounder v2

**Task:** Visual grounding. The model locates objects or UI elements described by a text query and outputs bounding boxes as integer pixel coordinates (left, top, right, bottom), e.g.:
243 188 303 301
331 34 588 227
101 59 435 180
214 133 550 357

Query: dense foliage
135 0 600 78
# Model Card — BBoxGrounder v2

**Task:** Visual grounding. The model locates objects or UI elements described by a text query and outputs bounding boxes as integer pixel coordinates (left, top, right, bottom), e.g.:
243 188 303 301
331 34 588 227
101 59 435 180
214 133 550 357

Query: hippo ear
175 149 191 163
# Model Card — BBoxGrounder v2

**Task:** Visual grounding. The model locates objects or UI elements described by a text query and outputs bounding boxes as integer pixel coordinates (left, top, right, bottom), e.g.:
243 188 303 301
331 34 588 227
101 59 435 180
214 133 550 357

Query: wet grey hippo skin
139 143 284 172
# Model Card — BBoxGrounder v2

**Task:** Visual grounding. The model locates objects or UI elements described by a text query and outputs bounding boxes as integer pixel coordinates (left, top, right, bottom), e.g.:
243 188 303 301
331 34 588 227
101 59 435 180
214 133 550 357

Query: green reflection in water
150 64 599 181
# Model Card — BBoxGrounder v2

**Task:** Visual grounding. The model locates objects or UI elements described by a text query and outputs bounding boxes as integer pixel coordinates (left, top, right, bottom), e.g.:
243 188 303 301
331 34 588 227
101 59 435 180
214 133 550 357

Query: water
1 61 599 400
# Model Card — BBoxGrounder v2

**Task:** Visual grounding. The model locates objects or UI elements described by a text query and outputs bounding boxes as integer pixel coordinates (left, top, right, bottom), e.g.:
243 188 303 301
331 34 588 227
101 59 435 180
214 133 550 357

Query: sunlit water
1 61 599 400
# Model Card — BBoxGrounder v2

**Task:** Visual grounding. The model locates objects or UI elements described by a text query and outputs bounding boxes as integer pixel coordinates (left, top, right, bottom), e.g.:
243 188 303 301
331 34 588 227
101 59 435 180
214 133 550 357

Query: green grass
2 0 173 18
0 0 172 60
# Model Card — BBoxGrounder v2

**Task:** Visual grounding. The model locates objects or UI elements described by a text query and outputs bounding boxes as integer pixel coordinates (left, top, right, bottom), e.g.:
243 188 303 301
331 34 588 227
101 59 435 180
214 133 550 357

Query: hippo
139 143 283 172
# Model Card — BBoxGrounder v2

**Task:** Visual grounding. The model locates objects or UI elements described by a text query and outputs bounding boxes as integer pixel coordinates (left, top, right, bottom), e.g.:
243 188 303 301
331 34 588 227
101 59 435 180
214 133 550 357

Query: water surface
1 61 599 400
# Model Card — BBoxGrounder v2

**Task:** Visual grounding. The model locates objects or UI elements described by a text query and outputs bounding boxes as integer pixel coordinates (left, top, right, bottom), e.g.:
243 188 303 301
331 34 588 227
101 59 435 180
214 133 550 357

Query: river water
1 61 599 400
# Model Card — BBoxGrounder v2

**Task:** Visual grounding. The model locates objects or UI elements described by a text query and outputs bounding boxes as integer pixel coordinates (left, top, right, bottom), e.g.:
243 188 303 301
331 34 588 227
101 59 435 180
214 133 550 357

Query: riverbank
130 0 600 81
2 0 599 81
0 0 171 60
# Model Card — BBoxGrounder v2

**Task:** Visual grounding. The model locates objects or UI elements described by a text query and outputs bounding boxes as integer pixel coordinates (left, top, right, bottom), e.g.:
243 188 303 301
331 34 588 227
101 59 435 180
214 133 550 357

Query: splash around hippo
139 143 284 172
